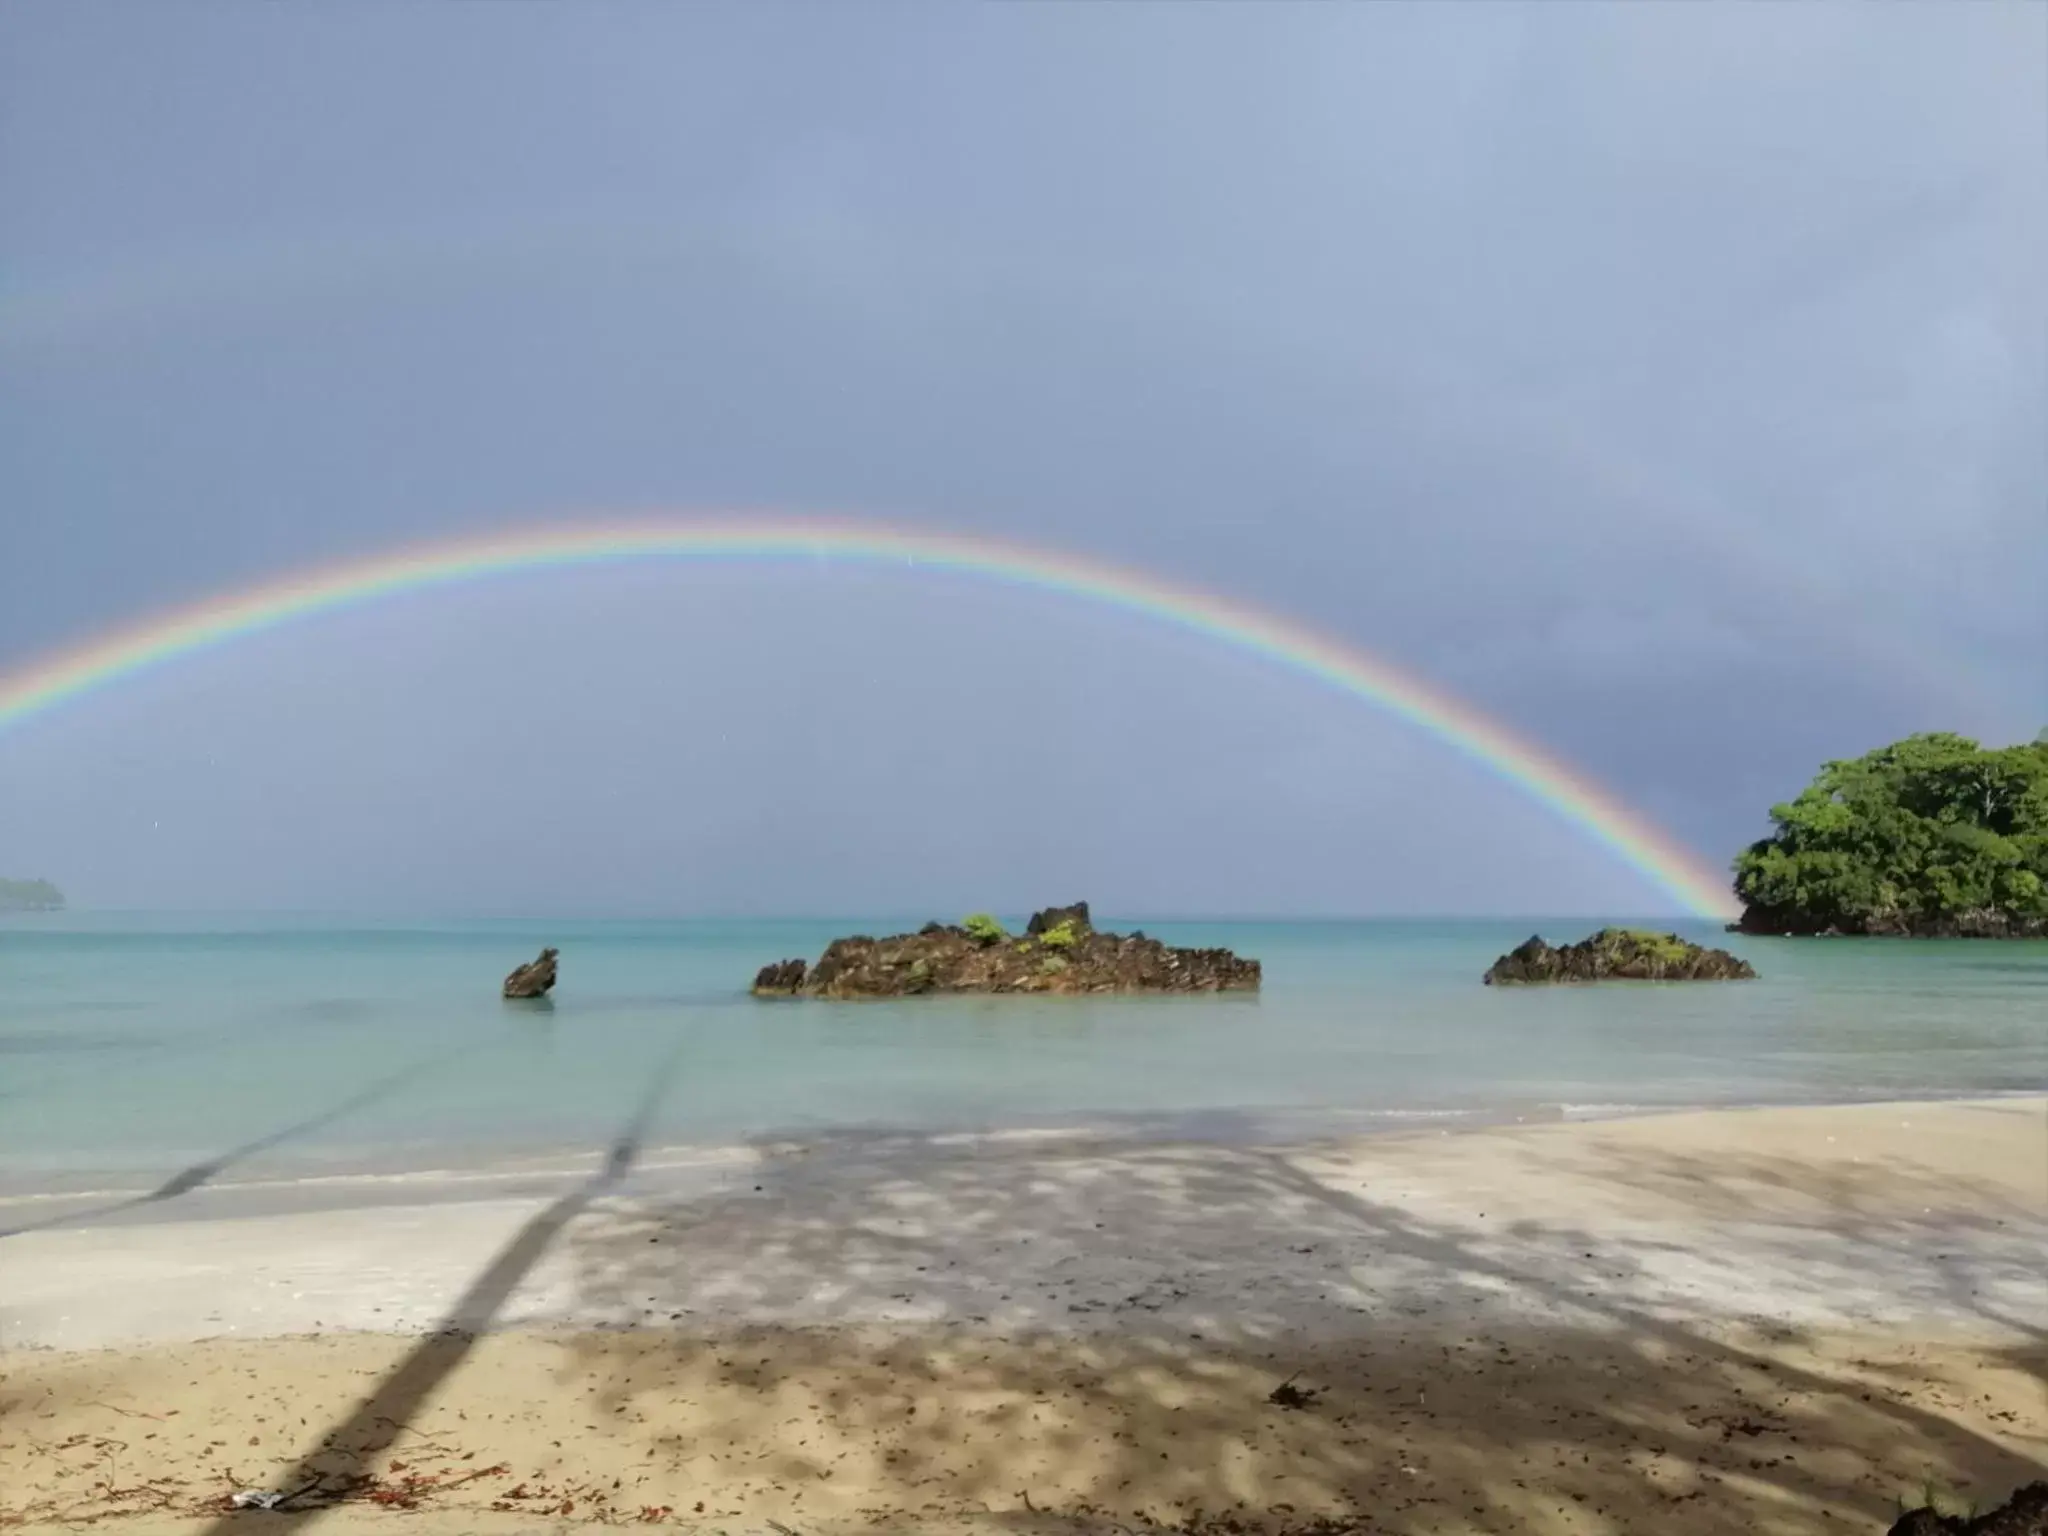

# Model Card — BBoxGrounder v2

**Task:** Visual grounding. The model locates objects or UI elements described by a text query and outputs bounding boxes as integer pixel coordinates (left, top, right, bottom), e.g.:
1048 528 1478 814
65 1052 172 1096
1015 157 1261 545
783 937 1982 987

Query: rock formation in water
752 902 1260 999
1482 928 1756 985
502 947 559 999
1886 1482 2048 1536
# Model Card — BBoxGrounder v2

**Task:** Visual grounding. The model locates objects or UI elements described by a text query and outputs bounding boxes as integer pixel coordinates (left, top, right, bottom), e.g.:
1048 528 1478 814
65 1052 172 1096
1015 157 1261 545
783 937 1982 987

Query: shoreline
6 1096 2044 1533
6 1086 2045 1218
15 1092 2043 1348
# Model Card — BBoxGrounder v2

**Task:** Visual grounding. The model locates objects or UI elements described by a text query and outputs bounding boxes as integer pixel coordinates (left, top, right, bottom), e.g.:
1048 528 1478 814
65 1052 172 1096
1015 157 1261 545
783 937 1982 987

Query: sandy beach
4 1097 2044 1534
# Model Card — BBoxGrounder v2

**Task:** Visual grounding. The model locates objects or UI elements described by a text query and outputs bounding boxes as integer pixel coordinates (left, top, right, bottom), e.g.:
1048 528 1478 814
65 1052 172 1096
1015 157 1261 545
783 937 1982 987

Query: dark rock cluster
752 901 1260 999
1482 928 1756 985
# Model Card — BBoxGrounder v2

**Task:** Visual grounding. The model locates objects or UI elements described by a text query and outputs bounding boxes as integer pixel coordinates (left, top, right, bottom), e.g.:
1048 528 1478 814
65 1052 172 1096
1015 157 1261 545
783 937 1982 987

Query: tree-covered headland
0 877 65 912
1733 732 2048 937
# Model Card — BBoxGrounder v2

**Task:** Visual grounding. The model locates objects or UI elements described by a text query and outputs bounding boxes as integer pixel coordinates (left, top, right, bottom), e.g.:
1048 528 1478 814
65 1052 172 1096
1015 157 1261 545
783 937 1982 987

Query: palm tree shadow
194 1035 689 1532
0 1046 470 1240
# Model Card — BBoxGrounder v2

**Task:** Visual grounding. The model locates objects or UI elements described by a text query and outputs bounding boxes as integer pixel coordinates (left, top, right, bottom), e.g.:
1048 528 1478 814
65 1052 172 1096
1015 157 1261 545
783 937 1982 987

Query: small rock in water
502 946 559 999
751 957 809 996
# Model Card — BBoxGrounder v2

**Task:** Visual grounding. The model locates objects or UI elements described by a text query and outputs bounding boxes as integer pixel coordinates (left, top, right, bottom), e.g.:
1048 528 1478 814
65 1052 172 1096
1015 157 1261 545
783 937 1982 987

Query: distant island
1484 928 1755 985
752 901 1261 998
1733 731 2048 938
0 878 64 912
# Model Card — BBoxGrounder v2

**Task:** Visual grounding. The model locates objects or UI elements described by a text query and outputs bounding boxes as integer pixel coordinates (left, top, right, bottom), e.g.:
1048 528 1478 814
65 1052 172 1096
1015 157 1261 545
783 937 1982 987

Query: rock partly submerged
502 947 559 999
1483 928 1756 985
753 901 1260 999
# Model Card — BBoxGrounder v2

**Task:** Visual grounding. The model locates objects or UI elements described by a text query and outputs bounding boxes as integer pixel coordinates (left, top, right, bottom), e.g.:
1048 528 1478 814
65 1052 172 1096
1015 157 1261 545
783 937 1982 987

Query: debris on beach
1482 928 1756 985
502 947 559 999
750 901 1260 998
1886 1480 2048 1535
1266 1374 1320 1410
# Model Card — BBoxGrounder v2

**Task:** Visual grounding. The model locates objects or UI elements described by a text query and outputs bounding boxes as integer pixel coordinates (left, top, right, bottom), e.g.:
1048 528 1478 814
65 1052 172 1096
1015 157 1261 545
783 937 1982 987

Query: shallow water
1 913 2043 1192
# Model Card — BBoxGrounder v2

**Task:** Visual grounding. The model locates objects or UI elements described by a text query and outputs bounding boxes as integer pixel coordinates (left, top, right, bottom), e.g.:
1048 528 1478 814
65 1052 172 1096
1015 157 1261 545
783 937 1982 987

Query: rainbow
0 515 1737 916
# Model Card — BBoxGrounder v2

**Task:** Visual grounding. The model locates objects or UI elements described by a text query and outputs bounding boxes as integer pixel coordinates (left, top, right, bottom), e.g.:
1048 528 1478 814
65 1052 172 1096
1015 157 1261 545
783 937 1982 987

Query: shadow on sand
539 1122 2046 1532
164 1102 2047 1533
192 1035 690 1533
0 1047 476 1240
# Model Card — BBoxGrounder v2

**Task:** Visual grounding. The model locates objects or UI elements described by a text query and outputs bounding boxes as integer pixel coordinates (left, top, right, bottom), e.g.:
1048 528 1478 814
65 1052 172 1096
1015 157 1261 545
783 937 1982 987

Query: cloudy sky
1 3 2042 917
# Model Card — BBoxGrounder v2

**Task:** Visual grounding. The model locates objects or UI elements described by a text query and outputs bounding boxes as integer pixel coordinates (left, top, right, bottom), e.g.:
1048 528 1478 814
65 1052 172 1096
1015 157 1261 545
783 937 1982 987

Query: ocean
2 913 2044 1196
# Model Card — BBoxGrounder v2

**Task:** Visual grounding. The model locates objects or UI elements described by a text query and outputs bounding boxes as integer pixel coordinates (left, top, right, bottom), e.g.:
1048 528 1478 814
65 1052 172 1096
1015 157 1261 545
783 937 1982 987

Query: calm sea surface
2 914 2043 1193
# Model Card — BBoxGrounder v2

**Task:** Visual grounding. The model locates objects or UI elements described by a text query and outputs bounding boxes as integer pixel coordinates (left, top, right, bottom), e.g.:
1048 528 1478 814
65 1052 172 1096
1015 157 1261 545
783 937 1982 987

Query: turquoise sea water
2 913 2044 1194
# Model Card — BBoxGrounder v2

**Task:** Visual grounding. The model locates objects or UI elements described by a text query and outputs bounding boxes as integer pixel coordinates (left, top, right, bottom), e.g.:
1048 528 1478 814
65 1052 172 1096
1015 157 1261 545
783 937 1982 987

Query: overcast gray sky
2 2 2042 917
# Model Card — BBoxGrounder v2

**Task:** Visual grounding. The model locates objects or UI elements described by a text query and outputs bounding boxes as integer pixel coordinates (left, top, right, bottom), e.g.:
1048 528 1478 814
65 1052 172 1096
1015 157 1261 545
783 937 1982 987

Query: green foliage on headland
0 877 65 911
1733 732 2048 936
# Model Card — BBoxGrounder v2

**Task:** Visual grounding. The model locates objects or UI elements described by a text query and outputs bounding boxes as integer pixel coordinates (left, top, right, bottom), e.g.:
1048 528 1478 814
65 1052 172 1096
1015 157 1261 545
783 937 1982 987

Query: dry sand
3 1098 2044 1535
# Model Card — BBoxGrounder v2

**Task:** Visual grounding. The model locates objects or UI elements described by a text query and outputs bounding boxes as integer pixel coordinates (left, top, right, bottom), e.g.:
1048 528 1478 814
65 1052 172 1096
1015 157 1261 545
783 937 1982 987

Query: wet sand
4 1098 2045 1534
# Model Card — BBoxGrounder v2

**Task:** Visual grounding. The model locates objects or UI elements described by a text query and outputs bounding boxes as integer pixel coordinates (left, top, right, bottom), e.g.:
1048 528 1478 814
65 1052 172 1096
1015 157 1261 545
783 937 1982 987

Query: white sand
6 1097 2044 1350
3 1097 2044 1534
